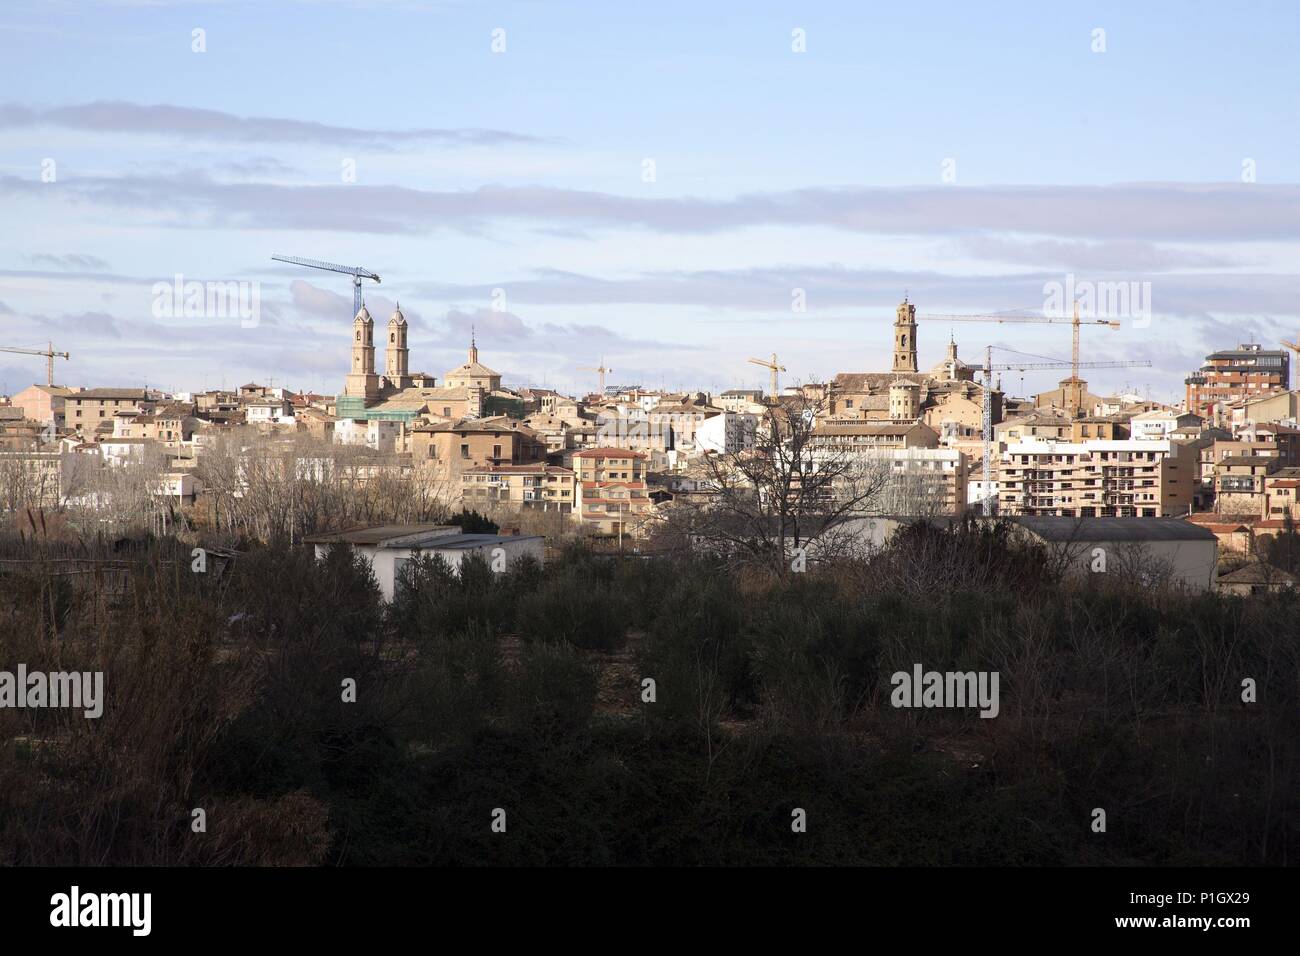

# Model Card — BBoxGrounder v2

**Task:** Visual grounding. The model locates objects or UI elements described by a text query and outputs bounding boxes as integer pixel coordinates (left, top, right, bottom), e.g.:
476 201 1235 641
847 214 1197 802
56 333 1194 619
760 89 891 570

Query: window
493 444 502 460
461 443 470 459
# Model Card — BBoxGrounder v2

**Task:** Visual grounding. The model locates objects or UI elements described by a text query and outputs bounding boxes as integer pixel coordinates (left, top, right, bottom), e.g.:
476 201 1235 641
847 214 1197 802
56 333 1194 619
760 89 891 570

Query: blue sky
1 0 1298 401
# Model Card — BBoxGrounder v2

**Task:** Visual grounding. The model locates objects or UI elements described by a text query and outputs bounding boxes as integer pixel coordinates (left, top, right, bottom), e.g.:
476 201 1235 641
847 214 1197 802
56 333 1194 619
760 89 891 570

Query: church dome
389 302 406 326
354 304 372 323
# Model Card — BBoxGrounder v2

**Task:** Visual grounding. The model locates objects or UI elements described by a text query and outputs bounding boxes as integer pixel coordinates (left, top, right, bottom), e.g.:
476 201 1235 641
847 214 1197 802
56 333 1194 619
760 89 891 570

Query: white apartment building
1129 408 1202 440
998 439 1193 517
695 411 757 455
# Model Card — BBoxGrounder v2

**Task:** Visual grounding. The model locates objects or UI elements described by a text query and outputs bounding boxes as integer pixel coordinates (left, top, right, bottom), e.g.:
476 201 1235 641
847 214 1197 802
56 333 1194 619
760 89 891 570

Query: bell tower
345 304 379 400
386 303 409 384
893 297 918 374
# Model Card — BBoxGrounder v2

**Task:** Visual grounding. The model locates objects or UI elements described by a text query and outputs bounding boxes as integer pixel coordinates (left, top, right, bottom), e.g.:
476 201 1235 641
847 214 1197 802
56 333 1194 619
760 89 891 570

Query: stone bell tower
345 303 379 400
385 302 410 386
893 297 918 374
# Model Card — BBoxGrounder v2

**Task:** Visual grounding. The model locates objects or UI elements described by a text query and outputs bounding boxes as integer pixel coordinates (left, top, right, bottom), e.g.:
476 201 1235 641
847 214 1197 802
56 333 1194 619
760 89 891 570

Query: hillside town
3 296 1298 593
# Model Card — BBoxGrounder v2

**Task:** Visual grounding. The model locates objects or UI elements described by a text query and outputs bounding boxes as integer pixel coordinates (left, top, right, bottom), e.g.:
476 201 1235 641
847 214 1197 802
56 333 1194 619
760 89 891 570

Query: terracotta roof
573 447 647 458
68 388 149 400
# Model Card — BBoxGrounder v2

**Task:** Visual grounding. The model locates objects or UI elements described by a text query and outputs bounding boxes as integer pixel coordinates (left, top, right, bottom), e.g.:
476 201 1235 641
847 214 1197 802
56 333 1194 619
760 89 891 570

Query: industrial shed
1008 516 1219 591
304 524 544 601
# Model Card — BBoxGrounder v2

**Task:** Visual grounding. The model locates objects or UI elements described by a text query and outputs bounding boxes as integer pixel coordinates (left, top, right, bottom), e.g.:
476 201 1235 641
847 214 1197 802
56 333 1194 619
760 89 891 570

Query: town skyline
3 0 1299 400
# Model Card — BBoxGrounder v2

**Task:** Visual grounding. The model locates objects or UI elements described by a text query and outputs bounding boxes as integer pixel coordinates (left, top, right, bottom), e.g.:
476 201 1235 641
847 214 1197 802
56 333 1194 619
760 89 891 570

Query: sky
1 0 1298 402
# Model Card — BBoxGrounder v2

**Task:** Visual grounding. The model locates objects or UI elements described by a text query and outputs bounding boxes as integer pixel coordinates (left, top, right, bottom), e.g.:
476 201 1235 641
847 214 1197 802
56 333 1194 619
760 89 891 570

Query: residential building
998 439 1193 517
1185 343 1290 419
572 447 652 535
1215 455 1282 515
461 463 576 512
811 422 939 454
9 384 71 426
1129 408 1203 440
694 410 757 455
717 388 764 412
65 389 152 433
411 417 546 478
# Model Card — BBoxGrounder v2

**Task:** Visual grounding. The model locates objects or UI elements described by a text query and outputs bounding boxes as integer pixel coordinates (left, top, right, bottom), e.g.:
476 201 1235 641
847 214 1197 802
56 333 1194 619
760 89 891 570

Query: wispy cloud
414 266 1300 319
7 172 1298 241
27 252 111 271
0 101 553 149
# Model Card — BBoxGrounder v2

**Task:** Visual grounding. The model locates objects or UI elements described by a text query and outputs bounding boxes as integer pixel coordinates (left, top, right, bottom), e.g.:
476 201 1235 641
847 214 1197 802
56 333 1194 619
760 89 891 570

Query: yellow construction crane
918 303 1119 398
0 342 69 386
1280 335 1300 365
968 348 1152 516
747 353 786 399
579 360 613 394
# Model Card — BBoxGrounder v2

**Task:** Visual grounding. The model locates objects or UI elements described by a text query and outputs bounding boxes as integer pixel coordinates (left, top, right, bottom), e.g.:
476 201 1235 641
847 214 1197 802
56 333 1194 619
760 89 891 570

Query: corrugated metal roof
1011 516 1218 542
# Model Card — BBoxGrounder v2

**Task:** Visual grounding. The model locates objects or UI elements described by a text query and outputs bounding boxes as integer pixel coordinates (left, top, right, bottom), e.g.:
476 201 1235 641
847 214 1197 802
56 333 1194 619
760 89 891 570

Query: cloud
0 101 552 149
440 307 686 357
27 253 111 271
414 266 1300 320
955 236 1242 271
8 171 1300 242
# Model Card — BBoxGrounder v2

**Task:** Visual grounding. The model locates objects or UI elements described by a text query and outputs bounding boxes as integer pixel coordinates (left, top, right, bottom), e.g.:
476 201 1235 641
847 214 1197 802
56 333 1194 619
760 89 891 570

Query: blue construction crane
271 254 380 318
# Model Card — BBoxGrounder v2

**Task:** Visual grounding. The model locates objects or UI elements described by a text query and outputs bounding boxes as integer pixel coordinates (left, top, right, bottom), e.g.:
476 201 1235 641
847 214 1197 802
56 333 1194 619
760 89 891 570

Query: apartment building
695 411 757 454
810 421 939 454
995 411 1073 442
1215 455 1282 515
411 417 546 479
1071 416 1130 441
461 463 575 513
115 403 198 444
9 384 71 426
717 389 764 412
1228 390 1300 431
998 439 1192 517
65 388 152 433
865 448 969 516
572 447 652 536
1185 343 1289 418
1258 463 1300 519
0 449 65 508
1129 408 1203 439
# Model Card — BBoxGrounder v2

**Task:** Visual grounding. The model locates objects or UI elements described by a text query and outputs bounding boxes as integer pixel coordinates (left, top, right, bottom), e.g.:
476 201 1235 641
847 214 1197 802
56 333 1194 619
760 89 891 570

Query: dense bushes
0 520 1295 865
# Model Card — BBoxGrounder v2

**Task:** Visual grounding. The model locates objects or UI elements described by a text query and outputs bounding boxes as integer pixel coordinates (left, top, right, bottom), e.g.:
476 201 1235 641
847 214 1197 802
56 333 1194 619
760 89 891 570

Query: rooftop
1010 516 1219 542
1217 562 1299 585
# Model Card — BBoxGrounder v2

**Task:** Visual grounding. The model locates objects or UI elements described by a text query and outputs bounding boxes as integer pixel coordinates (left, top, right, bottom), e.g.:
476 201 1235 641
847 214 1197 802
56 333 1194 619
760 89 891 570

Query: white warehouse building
304 524 544 602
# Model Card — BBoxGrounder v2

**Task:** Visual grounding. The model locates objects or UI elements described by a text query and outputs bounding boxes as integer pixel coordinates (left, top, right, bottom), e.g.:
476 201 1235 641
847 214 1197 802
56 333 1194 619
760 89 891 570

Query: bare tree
658 391 895 574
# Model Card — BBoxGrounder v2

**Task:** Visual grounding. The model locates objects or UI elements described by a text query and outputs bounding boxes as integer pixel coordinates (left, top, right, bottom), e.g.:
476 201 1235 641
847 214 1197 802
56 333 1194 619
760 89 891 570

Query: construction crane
0 342 69 386
578 360 613 394
969 348 1152 516
271 255 380 318
1280 334 1300 367
918 304 1120 403
747 353 786 400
